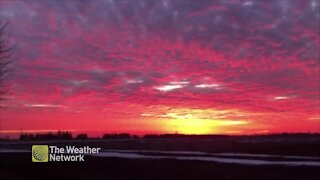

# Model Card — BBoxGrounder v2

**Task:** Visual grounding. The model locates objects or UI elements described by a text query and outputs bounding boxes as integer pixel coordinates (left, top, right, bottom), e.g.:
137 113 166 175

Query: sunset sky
0 0 319 137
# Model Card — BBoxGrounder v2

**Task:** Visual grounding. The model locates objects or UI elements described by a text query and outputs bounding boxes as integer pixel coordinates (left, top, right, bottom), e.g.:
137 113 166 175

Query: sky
0 0 319 137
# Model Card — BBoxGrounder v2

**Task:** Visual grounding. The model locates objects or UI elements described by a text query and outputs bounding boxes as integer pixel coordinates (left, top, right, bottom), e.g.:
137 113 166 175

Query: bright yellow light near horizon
165 118 247 134
157 108 249 134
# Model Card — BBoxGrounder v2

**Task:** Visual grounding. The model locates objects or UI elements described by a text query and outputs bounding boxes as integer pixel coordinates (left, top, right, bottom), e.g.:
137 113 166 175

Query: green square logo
32 145 48 162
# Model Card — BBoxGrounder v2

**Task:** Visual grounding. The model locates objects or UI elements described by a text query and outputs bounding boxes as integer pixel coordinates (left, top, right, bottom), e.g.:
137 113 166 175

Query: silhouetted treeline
103 133 134 139
16 132 320 141
143 134 228 139
76 133 88 140
142 133 320 139
19 131 72 140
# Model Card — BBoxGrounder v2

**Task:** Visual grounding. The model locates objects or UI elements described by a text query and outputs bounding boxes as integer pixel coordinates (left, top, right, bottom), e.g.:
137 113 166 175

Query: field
0 135 319 179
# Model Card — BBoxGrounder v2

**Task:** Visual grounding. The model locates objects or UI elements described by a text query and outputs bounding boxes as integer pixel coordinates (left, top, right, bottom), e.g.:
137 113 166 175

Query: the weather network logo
32 145 100 162
32 145 49 162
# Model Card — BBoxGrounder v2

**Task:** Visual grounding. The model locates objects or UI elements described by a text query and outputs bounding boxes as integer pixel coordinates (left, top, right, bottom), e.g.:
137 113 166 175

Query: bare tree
0 22 14 103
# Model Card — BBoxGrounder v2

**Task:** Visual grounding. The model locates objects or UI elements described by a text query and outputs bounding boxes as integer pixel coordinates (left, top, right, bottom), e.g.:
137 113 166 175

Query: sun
158 108 248 134
165 118 247 134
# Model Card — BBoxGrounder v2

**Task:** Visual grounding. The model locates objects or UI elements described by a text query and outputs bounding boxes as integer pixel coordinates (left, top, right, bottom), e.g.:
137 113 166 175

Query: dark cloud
0 0 319 134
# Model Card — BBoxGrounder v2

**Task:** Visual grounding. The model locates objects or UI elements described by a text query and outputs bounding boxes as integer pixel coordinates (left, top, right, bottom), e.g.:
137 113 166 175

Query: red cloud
0 0 319 136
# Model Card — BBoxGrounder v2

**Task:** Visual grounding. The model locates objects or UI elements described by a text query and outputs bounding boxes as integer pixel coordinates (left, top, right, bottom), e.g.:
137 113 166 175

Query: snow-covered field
1 148 319 166
93 150 320 167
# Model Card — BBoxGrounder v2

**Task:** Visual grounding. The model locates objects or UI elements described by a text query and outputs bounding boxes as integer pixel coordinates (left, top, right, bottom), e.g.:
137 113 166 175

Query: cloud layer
0 0 319 135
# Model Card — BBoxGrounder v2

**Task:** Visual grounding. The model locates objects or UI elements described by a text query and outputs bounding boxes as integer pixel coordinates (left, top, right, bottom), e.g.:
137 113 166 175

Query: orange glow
142 108 250 134
164 118 248 134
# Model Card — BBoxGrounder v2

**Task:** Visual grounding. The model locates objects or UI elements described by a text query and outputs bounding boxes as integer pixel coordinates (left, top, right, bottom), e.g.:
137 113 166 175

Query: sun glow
165 118 247 134
143 108 249 134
